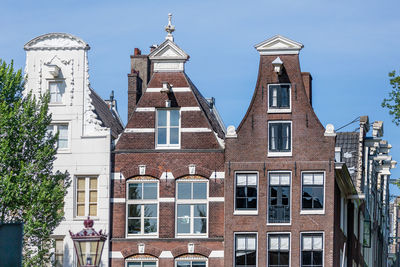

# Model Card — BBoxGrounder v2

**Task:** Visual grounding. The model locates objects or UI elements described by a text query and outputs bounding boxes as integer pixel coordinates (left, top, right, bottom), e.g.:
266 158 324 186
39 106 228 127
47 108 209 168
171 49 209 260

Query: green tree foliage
382 71 400 125
0 60 70 266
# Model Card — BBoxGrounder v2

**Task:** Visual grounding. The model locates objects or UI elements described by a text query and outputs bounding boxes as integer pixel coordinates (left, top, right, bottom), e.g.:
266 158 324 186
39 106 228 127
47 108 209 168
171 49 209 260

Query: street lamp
69 217 107 267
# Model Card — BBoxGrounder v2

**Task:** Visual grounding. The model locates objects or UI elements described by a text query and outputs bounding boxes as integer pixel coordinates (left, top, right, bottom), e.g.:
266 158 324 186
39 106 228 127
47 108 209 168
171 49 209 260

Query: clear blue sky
2 0 400 196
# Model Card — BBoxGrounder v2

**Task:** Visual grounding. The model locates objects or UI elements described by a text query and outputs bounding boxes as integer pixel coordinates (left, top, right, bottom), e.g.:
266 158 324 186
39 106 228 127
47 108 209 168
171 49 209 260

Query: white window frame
175 257 208 267
267 232 291 267
300 231 325 267
268 121 292 157
126 180 159 238
267 171 292 226
175 179 208 238
125 257 158 267
234 171 259 215
156 109 181 149
74 176 98 219
267 83 292 113
300 171 326 215
48 122 71 152
234 232 258 267
47 79 65 105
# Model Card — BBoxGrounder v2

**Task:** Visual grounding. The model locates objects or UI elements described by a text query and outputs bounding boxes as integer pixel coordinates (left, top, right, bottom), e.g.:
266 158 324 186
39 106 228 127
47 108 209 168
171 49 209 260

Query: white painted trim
209 197 224 202
109 251 123 259
125 128 155 133
209 250 224 258
181 128 212 133
147 87 191 92
267 170 292 226
181 107 201 111
210 171 225 179
159 197 175 202
111 198 125 203
267 120 292 157
267 83 292 114
111 172 125 180
234 171 259 214
300 171 326 215
159 251 174 258
136 107 156 112
267 232 292 267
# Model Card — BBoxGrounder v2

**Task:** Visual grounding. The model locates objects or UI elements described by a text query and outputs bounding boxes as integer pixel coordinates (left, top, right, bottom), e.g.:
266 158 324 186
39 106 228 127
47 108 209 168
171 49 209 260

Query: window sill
267 108 291 114
155 146 181 150
234 210 258 216
267 222 291 226
126 234 159 239
300 210 325 215
49 103 66 107
57 149 71 154
73 216 99 221
175 234 208 239
268 151 292 157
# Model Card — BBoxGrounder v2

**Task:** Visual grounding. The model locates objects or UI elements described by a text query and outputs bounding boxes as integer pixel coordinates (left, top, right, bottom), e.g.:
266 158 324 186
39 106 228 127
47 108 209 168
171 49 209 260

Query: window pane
158 110 167 126
127 219 141 234
247 197 257 209
143 263 157 267
280 237 289 250
302 187 313 209
89 204 97 216
314 173 324 185
236 186 246 197
281 85 289 107
89 178 97 189
157 128 167 145
89 191 97 202
77 191 85 202
236 175 247 186
192 262 206 267
177 218 190 234
144 204 157 217
193 183 207 199
194 204 207 217
270 174 280 185
269 252 279 265
302 251 312 265
247 236 256 250
58 140 68 149
127 263 141 267
144 219 157 233
194 218 207 233
170 127 179 145
236 236 246 250
178 183 191 199
303 236 313 250
236 198 246 209
280 252 290 265
247 185 257 198
128 204 141 217
77 204 85 216
313 251 323 264
280 174 290 185
177 261 190 267
170 110 179 126
177 204 190 217
247 174 257 185
270 236 279 250
313 236 323 250
128 184 142 199
143 183 157 199
303 174 313 185
58 125 68 138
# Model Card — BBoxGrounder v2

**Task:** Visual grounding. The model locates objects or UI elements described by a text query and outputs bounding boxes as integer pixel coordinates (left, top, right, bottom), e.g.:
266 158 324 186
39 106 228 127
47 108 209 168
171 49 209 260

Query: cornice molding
24 33 90 51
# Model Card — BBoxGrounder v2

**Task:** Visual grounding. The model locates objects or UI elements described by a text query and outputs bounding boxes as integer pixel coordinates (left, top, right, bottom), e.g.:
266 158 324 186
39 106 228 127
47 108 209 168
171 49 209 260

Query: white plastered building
24 33 123 266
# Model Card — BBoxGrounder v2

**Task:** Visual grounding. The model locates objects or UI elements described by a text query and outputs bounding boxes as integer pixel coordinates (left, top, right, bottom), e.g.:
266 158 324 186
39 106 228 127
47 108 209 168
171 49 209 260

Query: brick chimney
127 48 150 120
301 72 312 106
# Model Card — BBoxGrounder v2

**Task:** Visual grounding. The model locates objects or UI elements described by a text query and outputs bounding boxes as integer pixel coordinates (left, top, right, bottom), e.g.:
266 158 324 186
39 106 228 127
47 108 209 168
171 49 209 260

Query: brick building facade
110 16 226 267
223 35 338 267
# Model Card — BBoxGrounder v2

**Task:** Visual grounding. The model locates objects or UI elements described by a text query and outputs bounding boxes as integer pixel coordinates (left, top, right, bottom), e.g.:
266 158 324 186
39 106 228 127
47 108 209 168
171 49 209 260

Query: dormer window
49 81 64 103
268 84 291 113
156 109 180 148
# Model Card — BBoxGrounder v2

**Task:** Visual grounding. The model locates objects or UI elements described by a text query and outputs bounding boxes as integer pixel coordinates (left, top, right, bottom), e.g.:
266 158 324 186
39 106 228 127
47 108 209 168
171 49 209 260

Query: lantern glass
74 239 105 266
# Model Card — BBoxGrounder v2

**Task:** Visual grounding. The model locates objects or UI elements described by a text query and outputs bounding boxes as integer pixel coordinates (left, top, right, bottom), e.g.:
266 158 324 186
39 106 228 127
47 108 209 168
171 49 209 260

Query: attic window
268 84 291 113
156 109 180 148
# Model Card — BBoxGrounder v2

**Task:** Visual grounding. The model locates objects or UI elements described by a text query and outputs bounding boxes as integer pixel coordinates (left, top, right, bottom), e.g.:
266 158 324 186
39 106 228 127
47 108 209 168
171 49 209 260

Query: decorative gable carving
149 40 189 72
254 35 304 55
24 33 89 51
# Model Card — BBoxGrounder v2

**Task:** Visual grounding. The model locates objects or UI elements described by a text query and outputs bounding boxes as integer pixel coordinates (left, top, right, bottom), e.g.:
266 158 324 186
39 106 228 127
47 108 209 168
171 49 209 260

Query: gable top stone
254 34 303 55
148 39 189 72
24 33 90 51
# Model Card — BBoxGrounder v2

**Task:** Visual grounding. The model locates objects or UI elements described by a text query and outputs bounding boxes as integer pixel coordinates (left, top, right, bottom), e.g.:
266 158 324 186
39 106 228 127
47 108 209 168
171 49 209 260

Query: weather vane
165 13 175 41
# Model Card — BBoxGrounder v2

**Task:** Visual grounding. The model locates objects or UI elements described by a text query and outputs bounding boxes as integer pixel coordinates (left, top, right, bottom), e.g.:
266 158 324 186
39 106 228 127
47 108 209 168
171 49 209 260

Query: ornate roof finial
165 13 175 41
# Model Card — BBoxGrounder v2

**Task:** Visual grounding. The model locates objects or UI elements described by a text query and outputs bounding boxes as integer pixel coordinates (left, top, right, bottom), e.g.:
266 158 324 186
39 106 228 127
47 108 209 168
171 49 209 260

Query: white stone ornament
138 243 145 254
165 13 175 41
139 165 146 175
189 164 196 175
324 123 336 137
226 125 237 138
272 57 283 74
47 64 60 77
188 243 194 253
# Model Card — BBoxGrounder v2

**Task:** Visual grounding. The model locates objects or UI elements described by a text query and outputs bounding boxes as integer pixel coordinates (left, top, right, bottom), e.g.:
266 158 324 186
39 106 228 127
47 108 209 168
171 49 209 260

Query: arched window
125 255 158 267
175 254 207 267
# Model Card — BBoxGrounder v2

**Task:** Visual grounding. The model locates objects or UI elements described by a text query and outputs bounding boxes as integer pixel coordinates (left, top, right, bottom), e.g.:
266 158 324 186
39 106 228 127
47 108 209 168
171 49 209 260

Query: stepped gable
89 88 123 138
